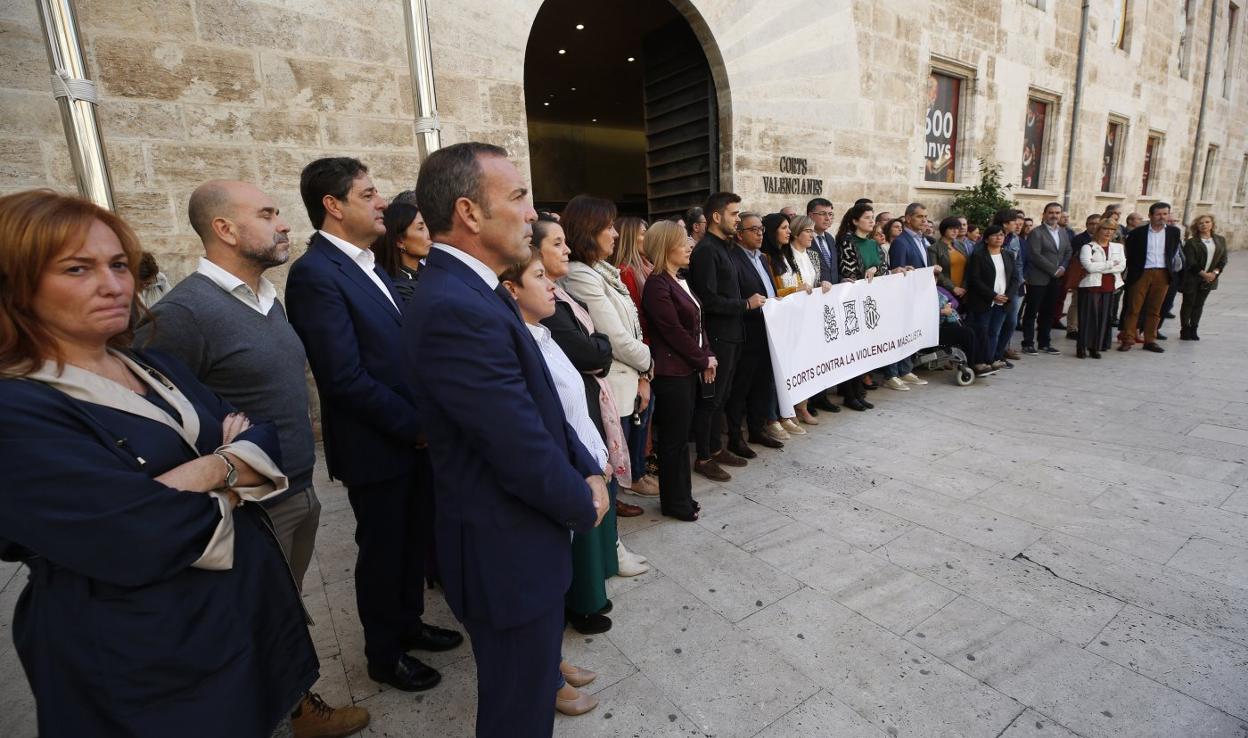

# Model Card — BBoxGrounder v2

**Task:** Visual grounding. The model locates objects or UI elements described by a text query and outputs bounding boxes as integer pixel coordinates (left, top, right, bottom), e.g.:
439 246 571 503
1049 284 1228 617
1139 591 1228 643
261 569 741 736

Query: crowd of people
0 141 1230 738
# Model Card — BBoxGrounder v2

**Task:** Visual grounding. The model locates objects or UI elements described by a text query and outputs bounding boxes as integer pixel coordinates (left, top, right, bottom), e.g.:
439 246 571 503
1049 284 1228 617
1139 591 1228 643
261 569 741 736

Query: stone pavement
3 271 1248 737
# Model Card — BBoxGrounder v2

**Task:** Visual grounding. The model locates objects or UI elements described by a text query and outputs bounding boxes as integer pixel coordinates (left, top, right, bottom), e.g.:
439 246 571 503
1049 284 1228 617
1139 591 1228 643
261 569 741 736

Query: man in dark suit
725 213 783 458
1021 202 1072 355
285 157 462 694
402 142 608 738
1118 201 1182 353
688 191 765 482
888 203 931 270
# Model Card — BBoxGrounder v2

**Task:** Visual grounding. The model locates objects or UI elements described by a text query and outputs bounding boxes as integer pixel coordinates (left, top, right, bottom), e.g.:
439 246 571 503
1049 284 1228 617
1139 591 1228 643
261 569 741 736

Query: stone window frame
1234 153 1248 205
1020 88 1061 192
920 55 977 188
1111 0 1133 53
1223 2 1241 99
1100 114 1130 195
1179 0 1197 79
1199 144 1220 203
1141 131 1164 197
1022 0 1046 10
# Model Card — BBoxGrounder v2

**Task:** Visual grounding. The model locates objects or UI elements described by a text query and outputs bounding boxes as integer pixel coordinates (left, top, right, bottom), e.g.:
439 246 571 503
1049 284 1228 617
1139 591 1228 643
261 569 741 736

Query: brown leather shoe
694 458 731 481
1003 349 1021 361
622 474 660 497
712 448 748 467
291 692 369 738
615 499 643 517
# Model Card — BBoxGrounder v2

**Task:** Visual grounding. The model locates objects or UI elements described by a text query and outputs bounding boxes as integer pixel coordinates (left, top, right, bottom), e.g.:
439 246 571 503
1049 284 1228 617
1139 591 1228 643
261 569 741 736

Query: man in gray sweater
135 180 369 738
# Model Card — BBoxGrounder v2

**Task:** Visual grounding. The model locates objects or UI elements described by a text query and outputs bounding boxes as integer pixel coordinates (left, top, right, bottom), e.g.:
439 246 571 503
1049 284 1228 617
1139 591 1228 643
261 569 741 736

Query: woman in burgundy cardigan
640 221 717 521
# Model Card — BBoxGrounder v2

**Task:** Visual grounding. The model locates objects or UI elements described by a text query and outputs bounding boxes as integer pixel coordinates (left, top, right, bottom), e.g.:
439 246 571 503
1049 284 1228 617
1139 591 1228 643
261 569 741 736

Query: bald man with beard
136 180 370 738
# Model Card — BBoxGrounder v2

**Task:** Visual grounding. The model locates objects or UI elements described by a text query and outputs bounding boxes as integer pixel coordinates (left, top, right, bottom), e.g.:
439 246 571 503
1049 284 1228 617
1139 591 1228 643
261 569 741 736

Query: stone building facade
1 0 1245 289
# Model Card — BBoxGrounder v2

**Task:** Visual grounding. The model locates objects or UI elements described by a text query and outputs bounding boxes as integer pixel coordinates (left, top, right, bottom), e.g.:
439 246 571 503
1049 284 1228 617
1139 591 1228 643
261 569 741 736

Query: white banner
763 267 941 408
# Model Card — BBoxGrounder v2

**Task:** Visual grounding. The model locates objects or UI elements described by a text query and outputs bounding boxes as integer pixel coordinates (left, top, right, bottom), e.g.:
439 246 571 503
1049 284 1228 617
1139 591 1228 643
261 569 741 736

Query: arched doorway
524 0 724 220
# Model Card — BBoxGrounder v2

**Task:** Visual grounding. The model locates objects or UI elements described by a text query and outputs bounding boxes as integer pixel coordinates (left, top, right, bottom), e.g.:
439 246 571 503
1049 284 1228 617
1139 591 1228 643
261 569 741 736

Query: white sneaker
884 377 911 391
900 373 928 385
618 539 647 564
766 421 790 440
616 541 650 577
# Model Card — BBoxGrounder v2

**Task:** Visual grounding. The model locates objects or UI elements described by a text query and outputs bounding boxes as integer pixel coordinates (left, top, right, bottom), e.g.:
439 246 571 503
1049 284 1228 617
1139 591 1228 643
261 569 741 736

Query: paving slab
996 709 1083 738
607 576 819 738
622 517 801 623
881 527 1124 644
907 596 1248 738
744 522 958 634
1091 484 1248 550
744 476 915 550
1022 532 1248 647
1087 604 1248 722
1165 535 1248 590
753 689 890 737
553 671 703 737
740 587 1022 738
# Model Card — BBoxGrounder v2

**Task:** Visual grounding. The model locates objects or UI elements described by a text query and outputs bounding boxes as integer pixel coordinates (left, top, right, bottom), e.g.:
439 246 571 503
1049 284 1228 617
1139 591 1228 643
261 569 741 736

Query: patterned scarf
553 284 632 483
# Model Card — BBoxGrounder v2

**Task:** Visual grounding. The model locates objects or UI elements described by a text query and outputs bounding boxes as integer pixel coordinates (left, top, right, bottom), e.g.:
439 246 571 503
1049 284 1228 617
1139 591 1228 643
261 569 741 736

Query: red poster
1021 99 1047 188
925 74 960 183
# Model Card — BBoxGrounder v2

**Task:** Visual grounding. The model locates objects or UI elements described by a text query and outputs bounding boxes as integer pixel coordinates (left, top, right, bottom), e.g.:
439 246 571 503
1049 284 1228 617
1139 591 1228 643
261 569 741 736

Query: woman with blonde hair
1076 220 1126 357
1180 214 1228 340
609 216 661 498
640 221 716 521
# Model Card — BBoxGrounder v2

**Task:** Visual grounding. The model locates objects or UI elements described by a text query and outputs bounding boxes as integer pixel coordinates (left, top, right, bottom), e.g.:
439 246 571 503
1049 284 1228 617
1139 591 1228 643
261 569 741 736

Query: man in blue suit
889 202 932 270
285 157 463 694
402 143 609 738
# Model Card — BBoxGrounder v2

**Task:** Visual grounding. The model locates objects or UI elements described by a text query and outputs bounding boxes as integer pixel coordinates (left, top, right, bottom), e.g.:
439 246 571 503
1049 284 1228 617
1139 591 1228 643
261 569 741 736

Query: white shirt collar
196 257 277 315
432 243 499 289
318 229 373 265
526 322 549 342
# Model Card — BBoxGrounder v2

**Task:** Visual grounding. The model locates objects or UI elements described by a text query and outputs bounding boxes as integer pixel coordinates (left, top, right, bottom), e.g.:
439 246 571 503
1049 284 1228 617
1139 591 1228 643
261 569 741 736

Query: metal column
403 0 442 160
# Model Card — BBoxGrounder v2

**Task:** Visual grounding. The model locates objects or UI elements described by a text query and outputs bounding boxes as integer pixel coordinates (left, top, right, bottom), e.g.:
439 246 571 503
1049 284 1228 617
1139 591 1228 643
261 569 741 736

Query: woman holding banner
778 215 831 424
833 204 880 411
759 214 806 436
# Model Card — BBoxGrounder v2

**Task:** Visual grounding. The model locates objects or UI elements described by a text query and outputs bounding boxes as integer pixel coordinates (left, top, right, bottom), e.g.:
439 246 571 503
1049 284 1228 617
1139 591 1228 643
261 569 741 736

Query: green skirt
566 479 620 615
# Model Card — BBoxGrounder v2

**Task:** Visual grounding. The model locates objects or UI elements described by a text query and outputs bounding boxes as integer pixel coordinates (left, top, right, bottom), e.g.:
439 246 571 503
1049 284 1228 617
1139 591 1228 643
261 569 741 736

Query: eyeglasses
739 225 764 233
812 211 834 218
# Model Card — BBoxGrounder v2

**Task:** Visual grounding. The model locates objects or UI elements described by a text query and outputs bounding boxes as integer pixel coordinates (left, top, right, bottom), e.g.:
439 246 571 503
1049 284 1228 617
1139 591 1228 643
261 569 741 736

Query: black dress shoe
748 432 784 449
844 398 867 411
810 395 836 412
1192 331 1200 341
1163 312 1176 319
1089 350 1101 359
726 440 758 459
1156 332 1167 340
1066 330 1079 340
860 399 874 409
824 403 841 413
401 622 464 652
566 610 612 634
1143 342 1165 353
368 654 441 692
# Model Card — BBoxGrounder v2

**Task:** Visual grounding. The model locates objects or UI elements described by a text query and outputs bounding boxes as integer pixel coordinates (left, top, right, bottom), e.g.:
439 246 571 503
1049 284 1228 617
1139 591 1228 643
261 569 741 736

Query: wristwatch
214 451 238 488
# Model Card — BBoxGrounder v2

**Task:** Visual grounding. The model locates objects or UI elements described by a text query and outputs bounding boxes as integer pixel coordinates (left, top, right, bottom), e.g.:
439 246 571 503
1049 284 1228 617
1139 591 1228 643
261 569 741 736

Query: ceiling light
591 118 598 122
558 49 566 55
627 56 635 62
544 102 550 106
571 87 577 91
575 24 584 30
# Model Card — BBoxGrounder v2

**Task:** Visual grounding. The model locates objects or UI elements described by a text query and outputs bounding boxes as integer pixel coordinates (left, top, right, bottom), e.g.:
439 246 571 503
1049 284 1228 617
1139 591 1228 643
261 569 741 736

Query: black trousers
838 376 866 401
938 322 979 365
1158 279 1180 330
692 338 741 459
1022 280 1061 348
463 604 564 738
1077 289 1112 352
347 472 428 666
725 343 774 439
653 374 698 517
1180 286 1212 332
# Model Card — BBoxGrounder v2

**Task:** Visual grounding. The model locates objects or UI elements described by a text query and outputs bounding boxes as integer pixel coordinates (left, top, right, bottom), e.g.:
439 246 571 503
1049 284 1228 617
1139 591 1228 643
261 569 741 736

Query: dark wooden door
641 20 718 222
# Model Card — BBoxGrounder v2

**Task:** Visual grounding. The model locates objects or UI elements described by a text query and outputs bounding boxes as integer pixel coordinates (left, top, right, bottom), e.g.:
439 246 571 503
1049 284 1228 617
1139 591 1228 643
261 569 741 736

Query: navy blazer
403 247 600 629
729 246 775 346
1123 224 1182 285
889 230 930 271
642 271 715 377
810 231 838 283
285 233 420 486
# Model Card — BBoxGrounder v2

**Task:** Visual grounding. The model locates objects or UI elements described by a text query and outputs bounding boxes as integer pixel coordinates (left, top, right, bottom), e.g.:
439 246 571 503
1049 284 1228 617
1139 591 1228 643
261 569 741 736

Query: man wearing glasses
805 198 842 415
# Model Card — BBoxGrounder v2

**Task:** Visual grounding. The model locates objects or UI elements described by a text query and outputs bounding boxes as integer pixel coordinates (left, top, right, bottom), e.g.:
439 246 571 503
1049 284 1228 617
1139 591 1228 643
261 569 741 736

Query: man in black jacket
1119 202 1182 353
688 192 765 481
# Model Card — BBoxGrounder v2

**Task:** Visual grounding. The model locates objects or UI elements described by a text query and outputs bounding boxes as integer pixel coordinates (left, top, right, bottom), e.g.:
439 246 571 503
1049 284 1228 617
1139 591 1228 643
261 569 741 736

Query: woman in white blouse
775 215 832 425
1076 220 1126 358
501 247 608 718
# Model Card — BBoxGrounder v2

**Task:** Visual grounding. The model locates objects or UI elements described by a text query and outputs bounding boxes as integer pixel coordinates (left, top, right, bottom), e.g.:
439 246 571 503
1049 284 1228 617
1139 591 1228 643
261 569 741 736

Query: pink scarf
554 285 632 482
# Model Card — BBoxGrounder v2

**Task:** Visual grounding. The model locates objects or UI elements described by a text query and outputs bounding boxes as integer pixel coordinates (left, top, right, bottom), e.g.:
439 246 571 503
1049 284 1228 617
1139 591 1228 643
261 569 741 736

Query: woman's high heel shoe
556 686 599 716
560 662 597 688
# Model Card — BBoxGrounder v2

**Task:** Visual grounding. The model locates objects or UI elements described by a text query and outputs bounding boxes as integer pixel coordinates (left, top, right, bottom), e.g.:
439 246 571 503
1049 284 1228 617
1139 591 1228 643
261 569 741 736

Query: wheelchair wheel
955 366 975 386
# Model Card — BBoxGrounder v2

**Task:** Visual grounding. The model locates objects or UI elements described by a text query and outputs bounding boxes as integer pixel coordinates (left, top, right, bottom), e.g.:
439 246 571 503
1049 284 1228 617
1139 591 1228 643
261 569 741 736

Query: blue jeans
995 289 1023 358
970 305 1008 362
883 355 914 379
624 400 654 482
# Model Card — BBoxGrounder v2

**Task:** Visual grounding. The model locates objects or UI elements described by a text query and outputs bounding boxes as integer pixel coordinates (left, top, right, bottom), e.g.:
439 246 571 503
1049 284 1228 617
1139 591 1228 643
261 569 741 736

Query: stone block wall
0 0 425 285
